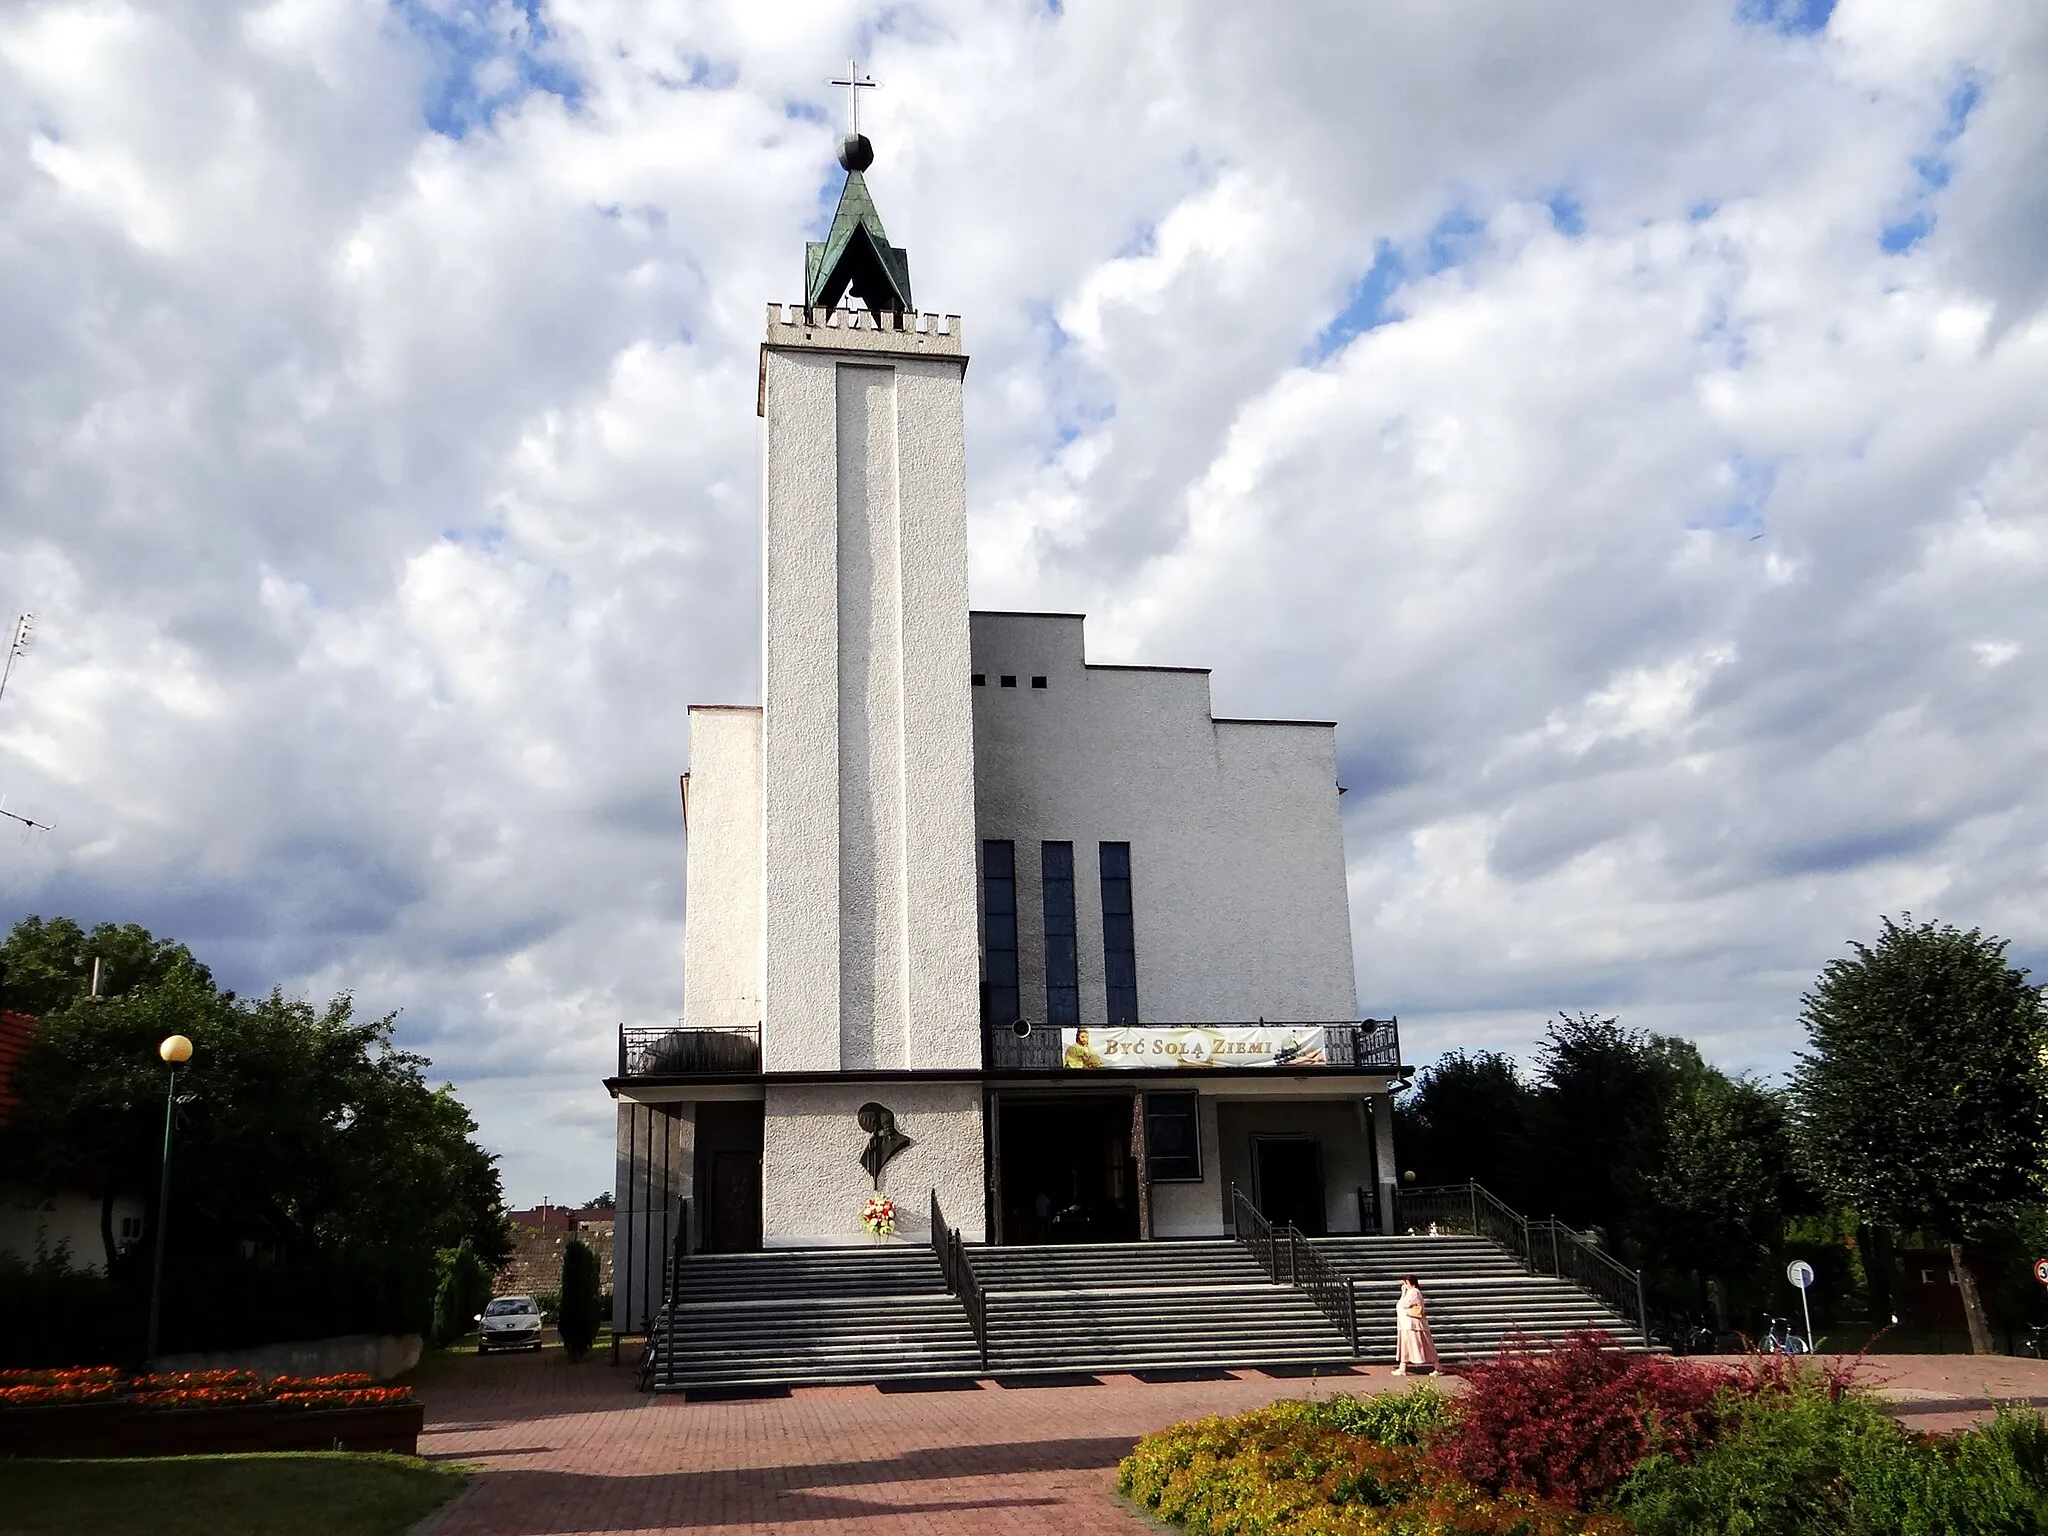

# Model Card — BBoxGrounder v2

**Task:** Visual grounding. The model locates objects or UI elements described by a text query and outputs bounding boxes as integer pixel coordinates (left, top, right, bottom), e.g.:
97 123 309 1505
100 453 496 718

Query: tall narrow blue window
1041 842 1079 1024
982 841 1019 1024
1099 841 1139 1023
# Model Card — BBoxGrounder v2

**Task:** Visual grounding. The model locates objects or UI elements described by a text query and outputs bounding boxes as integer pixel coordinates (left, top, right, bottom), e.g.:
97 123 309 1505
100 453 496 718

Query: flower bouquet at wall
860 1196 898 1238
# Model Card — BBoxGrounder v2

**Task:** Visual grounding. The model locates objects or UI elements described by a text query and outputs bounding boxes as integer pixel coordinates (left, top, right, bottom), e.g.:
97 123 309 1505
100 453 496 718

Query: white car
476 1295 545 1352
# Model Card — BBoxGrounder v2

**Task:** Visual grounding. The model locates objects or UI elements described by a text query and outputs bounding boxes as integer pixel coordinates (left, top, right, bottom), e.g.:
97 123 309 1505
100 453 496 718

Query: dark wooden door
1254 1137 1326 1237
695 1099 764 1253
707 1149 762 1252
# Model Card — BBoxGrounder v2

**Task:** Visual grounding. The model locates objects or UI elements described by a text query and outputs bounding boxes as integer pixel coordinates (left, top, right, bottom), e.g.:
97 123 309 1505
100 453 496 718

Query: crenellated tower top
805 58 915 314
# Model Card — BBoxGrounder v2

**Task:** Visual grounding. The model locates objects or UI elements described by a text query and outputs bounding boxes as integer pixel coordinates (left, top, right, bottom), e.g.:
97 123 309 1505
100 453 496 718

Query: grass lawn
0 1452 465 1536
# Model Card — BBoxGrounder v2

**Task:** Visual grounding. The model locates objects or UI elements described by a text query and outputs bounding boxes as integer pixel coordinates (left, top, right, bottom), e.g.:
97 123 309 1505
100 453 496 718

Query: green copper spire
807 60 913 313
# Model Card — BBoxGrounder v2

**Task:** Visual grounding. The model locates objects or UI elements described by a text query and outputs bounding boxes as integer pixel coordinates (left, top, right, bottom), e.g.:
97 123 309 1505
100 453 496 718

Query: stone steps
643 1232 1645 1390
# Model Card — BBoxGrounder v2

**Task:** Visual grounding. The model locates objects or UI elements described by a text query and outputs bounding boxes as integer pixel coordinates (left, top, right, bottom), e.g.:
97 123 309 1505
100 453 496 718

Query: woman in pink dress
1393 1274 1438 1375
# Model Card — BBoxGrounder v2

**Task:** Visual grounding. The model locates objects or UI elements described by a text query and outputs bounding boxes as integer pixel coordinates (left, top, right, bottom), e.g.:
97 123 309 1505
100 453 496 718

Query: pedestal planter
0 1400 124 1457
270 1402 424 1454
119 1402 278 1457
0 1394 422 1457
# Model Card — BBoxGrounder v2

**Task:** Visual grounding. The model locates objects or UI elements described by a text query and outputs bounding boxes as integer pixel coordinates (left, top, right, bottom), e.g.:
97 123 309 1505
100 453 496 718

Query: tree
1529 1013 1692 1240
432 1240 495 1348
0 913 512 1356
1645 1071 1810 1324
1393 1051 1538 1210
1790 915 2048 1354
0 916 211 1015
0 953 229 1271
558 1239 600 1362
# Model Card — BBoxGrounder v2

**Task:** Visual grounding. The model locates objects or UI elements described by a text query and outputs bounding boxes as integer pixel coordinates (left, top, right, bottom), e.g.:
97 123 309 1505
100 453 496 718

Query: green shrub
1618 1378 2048 1536
1304 1386 1458 1448
557 1240 600 1363
430 1240 493 1348
1840 1404 2048 1536
531 1290 561 1325
1118 1400 1630 1535
1618 1372 1888 1535
0 1246 123 1368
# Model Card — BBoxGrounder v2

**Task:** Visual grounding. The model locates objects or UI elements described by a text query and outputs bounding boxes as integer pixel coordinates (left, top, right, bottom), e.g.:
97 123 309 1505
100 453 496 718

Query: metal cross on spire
828 58 877 137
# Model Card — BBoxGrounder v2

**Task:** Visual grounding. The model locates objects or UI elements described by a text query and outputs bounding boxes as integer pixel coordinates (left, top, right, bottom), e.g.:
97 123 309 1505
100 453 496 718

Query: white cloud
2 0 2046 1199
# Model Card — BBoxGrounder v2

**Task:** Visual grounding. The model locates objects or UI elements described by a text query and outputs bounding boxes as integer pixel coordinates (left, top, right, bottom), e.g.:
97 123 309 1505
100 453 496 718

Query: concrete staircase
641 1231 1645 1391
1312 1235 1644 1358
972 1239 1353 1376
644 1247 981 1392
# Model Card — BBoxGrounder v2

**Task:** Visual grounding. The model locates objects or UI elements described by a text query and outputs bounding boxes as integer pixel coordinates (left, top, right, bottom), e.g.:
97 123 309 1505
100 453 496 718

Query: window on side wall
1099 841 1139 1023
1041 841 1079 1025
1145 1092 1201 1181
982 840 1020 1025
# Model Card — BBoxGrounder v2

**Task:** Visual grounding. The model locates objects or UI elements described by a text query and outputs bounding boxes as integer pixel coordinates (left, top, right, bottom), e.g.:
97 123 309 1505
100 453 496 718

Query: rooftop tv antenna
0 614 30 705
0 613 53 837
0 796 52 836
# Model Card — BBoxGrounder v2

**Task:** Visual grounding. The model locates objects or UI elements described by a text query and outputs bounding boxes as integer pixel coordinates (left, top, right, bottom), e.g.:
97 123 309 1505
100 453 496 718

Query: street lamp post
146 1034 193 1365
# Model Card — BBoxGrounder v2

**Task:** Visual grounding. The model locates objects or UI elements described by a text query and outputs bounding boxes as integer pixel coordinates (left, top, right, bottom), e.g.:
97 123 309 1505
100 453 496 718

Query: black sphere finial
839 133 874 173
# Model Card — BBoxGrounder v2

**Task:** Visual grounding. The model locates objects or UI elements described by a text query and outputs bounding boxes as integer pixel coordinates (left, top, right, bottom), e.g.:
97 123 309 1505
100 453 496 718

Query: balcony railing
982 1017 1400 1072
615 1017 1400 1079
617 1024 762 1078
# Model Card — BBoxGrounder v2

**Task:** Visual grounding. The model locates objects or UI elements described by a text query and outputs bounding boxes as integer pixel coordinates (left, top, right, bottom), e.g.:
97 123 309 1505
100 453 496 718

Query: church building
608 111 1405 1332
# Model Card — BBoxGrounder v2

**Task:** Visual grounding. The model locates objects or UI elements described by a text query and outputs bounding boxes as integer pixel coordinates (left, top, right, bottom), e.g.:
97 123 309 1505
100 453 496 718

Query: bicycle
1760 1314 1810 1354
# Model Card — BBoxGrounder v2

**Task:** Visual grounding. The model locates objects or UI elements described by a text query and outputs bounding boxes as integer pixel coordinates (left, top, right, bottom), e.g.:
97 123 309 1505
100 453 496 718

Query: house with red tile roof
0 1007 148 1273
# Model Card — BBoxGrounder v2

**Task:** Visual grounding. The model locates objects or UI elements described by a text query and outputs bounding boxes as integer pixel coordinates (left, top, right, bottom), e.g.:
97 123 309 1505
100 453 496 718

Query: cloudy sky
3 0 2044 1204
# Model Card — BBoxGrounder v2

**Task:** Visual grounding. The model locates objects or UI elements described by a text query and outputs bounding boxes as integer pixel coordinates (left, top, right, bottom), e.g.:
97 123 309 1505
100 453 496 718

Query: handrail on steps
1395 1181 1648 1347
929 1190 990 1372
634 1194 691 1391
1229 1185 1360 1356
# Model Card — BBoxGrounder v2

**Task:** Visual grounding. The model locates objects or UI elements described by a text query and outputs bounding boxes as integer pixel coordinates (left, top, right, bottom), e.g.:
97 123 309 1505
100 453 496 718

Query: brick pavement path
414 1350 2048 1534
416 1351 1417 1534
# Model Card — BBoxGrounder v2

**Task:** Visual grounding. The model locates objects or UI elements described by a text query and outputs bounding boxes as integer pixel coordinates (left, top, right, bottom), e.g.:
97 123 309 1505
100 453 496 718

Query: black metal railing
1396 1181 1648 1346
1232 1184 1278 1276
930 1190 989 1372
1230 1185 1360 1355
984 1018 1401 1072
1355 1185 1385 1236
634 1194 690 1390
618 1023 762 1077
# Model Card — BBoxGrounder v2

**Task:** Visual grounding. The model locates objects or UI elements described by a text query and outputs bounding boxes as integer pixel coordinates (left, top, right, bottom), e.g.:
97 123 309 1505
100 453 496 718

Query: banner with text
1060 1026 1330 1069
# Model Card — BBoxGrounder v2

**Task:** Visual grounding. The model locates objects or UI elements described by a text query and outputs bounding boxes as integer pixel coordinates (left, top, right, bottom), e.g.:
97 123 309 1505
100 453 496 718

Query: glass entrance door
996 1096 1140 1244
1253 1135 1326 1237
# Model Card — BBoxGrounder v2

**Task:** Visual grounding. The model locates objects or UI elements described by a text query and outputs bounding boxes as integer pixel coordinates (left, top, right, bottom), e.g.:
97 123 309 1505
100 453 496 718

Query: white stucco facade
757 312 981 1075
610 168 1402 1271
681 706 763 1032
761 1081 985 1246
0 1189 145 1274
968 611 1358 1027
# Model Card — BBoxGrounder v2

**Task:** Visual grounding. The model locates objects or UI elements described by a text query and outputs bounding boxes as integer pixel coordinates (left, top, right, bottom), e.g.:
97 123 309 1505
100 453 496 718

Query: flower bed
0 1367 421 1457
1121 1331 2048 1536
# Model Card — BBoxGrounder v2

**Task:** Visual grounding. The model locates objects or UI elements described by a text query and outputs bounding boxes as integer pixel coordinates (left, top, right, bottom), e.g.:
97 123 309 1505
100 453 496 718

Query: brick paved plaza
414 1348 2048 1534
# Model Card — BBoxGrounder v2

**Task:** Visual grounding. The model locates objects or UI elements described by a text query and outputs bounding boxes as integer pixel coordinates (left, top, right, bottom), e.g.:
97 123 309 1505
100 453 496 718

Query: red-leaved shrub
1433 1330 1735 1510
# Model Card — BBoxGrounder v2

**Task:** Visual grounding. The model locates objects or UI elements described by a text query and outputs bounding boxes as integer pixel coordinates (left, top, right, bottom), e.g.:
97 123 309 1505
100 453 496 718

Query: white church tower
610 85 1402 1329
